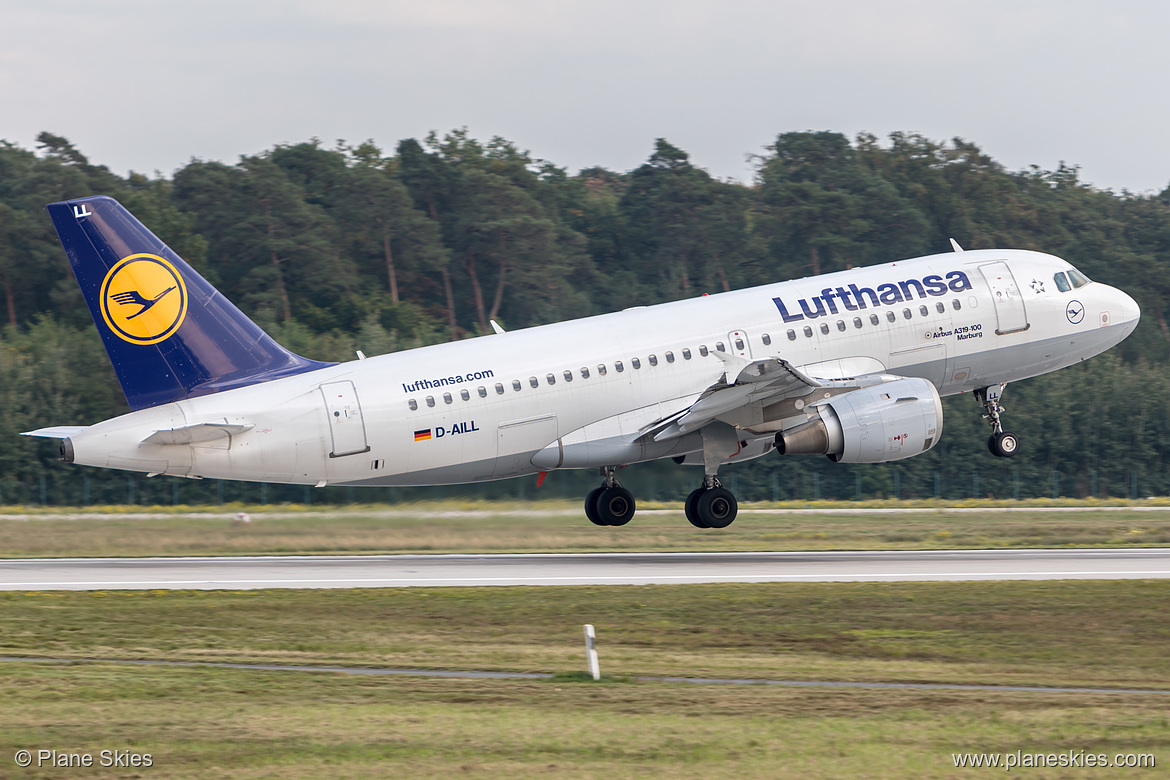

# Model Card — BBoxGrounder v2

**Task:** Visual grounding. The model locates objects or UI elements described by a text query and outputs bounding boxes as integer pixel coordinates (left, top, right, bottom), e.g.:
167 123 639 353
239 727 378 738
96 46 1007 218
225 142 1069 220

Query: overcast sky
2 0 1168 193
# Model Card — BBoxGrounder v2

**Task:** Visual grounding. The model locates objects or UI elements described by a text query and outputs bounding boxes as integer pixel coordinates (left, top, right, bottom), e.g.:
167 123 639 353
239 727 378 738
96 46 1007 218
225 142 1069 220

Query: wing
649 352 889 442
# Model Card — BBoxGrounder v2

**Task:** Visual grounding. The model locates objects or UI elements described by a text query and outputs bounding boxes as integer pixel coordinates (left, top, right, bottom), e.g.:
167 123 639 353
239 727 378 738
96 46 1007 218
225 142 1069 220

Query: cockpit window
1054 272 1071 292
1068 268 1090 288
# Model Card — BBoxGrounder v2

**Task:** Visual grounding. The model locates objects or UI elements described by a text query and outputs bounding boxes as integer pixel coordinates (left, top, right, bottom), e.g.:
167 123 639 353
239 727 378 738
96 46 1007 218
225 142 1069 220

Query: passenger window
426 396 435 407
682 348 692 360
546 373 556 385
1054 272 1071 292
853 317 862 328
495 383 505 394
919 305 928 317
648 354 658 366
581 367 590 378
870 314 879 325
952 299 961 310
803 326 813 337
597 363 608 376
443 392 453 404
529 377 539 388
836 320 846 332
820 323 829 335
615 361 624 372
512 380 522 392
477 386 487 398
734 338 745 350
699 345 709 357
632 357 641 369
936 302 945 313
408 399 418 411
715 342 726 352
665 352 675 363
460 389 470 401
761 334 771 346
1068 269 1090 288
563 370 573 382
903 308 912 320
886 311 896 323
787 329 797 341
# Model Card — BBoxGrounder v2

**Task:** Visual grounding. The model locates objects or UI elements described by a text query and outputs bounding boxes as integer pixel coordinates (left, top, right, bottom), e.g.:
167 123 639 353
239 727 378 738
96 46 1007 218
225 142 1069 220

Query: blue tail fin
47 195 334 411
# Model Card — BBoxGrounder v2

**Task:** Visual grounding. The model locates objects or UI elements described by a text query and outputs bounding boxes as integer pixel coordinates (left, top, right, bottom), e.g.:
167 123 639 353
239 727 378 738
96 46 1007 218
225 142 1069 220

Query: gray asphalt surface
1 548 1168 590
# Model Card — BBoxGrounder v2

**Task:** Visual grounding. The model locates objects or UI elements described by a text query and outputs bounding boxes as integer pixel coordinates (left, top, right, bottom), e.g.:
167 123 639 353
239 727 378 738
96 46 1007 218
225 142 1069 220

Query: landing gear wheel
684 488 708 529
595 486 636 526
695 487 738 529
988 431 1019 458
584 486 606 526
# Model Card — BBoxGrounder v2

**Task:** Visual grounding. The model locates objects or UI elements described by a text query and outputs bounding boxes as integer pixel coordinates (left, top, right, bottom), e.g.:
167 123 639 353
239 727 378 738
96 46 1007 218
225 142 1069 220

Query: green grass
2 500 1170 557
2 664 1167 779
1 581 1168 778
2 581 1168 688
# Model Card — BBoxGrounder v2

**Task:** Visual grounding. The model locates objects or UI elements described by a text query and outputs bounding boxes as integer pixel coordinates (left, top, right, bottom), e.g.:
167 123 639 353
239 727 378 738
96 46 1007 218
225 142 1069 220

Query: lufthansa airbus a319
26 197 1140 529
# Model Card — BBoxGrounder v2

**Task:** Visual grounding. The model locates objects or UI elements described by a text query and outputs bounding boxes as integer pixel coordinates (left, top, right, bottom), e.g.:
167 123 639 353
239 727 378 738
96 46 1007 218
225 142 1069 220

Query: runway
1 548 1168 590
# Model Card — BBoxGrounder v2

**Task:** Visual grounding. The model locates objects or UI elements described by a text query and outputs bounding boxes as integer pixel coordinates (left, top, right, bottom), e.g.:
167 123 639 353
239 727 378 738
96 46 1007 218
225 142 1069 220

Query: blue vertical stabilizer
47 195 334 411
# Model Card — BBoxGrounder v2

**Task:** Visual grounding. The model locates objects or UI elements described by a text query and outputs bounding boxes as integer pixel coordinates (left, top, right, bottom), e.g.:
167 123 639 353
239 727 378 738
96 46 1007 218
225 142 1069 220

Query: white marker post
583 624 600 680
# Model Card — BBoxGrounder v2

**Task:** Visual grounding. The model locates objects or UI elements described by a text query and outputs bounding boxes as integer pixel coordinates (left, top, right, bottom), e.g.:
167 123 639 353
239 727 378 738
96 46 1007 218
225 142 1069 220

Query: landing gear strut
584 466 636 526
684 475 738 529
976 384 1019 458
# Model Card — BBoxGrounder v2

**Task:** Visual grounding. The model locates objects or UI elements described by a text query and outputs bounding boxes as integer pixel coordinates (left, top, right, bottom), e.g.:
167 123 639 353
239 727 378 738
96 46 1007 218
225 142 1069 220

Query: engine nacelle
775 377 943 463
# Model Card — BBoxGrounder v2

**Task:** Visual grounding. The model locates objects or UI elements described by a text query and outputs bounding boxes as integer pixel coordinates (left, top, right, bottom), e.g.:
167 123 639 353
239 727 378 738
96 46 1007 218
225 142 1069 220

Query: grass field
2 581 1168 778
1 500 1170 557
2 502 1167 777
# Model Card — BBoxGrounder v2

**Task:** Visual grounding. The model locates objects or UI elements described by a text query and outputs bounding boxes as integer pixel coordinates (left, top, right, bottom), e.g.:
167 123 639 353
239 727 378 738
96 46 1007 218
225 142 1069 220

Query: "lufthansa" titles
772 271 973 323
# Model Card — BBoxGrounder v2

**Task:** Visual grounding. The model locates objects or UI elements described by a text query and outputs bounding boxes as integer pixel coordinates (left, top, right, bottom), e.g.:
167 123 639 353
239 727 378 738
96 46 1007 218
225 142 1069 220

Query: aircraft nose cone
1118 288 1141 325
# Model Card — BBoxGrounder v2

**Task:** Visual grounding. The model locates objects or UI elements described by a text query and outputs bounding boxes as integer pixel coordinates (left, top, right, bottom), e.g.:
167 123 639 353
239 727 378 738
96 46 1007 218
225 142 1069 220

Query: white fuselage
66 249 1140 486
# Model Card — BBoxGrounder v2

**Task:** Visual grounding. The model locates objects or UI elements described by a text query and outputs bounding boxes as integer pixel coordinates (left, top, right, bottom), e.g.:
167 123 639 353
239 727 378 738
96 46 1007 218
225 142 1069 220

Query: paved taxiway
1 548 1168 590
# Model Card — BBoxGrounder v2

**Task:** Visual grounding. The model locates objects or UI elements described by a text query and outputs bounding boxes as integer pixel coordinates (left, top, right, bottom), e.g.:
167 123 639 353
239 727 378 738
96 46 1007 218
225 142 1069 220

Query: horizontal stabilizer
22 426 88 439
141 422 254 445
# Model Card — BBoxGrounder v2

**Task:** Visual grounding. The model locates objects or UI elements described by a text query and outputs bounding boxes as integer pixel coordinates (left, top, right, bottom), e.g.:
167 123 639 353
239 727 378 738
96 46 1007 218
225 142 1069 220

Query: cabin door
979 262 1029 335
321 381 370 457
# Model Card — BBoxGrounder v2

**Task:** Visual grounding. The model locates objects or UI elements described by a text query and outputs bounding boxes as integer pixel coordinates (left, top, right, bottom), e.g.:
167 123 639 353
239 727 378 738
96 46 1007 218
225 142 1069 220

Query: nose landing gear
977 384 1019 458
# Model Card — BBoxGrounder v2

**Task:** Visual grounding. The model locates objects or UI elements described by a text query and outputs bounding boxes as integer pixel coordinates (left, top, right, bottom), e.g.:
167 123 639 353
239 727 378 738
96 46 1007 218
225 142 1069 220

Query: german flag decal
414 429 432 442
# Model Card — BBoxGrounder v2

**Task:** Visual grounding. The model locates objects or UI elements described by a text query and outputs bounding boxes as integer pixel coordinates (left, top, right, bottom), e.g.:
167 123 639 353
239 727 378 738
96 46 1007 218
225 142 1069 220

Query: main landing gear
976 383 1019 458
584 466 636 527
684 476 738 529
582 467 740 529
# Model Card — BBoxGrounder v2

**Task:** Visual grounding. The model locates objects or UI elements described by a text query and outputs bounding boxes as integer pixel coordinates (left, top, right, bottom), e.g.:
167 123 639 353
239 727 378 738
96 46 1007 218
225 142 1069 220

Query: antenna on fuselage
949 238 964 252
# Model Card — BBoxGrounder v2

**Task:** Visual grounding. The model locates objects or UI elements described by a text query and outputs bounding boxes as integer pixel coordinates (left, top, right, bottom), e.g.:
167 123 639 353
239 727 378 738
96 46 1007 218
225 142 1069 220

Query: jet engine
775 377 943 463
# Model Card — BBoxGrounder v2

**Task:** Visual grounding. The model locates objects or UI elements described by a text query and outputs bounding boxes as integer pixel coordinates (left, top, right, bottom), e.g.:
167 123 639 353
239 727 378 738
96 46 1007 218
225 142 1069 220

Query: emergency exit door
321 381 370 457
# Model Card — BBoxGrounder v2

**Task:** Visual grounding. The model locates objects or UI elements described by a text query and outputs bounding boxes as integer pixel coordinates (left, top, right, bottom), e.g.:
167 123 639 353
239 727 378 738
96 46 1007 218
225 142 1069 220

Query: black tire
988 431 1019 458
596 486 636 526
584 486 606 526
684 488 708 528
695 487 738 529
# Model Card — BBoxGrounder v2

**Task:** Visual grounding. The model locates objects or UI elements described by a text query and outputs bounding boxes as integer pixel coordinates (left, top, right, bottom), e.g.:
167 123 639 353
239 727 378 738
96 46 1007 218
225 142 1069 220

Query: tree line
1 129 1168 505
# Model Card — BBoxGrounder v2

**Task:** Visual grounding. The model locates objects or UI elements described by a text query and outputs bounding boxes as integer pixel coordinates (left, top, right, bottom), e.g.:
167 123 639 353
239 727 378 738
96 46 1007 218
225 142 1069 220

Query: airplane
26 196 1140 528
